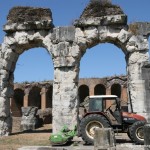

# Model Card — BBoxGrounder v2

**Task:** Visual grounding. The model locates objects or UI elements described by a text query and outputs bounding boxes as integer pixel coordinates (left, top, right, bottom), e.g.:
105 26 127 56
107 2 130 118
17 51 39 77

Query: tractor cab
87 95 122 125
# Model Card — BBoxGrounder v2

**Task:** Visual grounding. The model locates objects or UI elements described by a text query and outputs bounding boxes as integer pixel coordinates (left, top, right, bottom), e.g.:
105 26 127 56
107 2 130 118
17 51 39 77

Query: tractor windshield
88 97 119 113
89 98 102 112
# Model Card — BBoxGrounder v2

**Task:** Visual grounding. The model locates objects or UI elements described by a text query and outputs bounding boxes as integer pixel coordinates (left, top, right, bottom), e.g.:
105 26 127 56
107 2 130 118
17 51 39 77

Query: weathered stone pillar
43 26 82 133
120 85 124 100
141 63 150 149
24 89 29 107
127 51 149 117
0 48 14 136
10 98 14 110
121 86 128 102
0 81 13 136
141 63 150 122
52 66 79 133
89 85 94 96
106 87 111 107
40 87 47 110
10 97 18 116
0 96 12 136
106 87 111 95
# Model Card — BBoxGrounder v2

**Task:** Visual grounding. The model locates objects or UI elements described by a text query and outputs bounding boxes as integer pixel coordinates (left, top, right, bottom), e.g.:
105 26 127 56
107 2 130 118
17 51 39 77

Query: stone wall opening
78 85 89 104
94 84 106 95
12 47 54 127
28 86 41 109
11 88 24 117
111 83 121 98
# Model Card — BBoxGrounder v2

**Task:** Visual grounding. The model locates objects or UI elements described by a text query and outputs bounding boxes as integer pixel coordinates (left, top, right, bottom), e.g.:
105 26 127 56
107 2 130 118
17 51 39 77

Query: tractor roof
88 95 118 99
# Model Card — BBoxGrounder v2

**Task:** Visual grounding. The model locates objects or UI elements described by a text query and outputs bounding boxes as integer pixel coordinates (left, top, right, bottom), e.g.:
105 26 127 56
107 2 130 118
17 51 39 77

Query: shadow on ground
11 128 52 136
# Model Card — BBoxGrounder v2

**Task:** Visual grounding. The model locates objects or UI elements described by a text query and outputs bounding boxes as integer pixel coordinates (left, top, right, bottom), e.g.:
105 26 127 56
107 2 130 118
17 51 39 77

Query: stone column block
20 106 38 131
40 87 47 110
94 128 116 150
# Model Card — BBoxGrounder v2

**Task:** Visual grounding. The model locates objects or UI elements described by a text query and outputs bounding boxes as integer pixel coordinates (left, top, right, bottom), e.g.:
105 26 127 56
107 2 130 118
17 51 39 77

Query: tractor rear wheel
129 121 145 145
80 114 110 145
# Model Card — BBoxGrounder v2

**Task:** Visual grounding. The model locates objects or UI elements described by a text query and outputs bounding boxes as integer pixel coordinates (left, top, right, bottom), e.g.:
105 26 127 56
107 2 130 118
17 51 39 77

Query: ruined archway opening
79 43 126 78
78 85 89 104
111 83 121 98
14 47 54 83
79 43 126 105
13 47 54 111
94 84 106 95
29 86 41 109
11 89 24 117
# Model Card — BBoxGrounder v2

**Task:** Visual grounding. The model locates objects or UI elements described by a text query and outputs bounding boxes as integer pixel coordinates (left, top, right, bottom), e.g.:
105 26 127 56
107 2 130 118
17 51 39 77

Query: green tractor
79 95 146 145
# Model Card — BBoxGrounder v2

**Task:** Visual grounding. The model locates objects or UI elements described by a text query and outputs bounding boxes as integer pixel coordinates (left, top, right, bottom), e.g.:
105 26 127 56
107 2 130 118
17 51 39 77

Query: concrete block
94 128 116 150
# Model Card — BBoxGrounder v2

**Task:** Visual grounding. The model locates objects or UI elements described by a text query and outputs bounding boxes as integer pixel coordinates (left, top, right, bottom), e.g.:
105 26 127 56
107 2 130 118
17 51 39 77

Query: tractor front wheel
129 121 145 145
127 129 132 140
80 114 110 145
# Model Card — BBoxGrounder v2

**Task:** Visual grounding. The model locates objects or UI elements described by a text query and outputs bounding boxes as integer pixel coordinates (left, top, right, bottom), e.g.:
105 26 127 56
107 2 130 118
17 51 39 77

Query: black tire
127 130 132 140
129 121 145 145
80 114 110 145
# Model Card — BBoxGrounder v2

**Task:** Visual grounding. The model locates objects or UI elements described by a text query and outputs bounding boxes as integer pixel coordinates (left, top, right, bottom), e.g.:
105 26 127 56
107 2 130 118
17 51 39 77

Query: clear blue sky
0 0 150 82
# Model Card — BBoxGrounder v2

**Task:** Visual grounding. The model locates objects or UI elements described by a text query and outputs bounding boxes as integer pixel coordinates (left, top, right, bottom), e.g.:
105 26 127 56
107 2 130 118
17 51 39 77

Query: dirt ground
0 117 132 150
0 117 52 150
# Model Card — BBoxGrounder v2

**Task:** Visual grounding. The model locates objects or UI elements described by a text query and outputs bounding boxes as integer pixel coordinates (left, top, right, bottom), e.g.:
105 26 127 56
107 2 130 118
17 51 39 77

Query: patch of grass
0 133 51 149
7 6 52 24
80 0 124 18
0 121 52 150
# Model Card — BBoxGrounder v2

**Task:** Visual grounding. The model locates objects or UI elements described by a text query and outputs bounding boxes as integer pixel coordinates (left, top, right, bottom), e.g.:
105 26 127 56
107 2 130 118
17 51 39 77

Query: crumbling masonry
0 1 150 136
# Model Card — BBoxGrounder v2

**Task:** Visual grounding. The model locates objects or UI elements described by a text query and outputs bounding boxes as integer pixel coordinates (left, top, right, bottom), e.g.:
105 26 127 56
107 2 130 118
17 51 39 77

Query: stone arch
28 86 41 109
78 85 89 104
11 88 24 117
111 84 121 98
14 47 53 82
75 16 149 120
94 84 106 95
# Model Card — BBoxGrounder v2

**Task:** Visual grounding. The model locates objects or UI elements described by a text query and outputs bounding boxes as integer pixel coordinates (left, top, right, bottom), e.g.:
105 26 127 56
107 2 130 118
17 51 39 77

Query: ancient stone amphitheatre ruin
0 0 150 136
